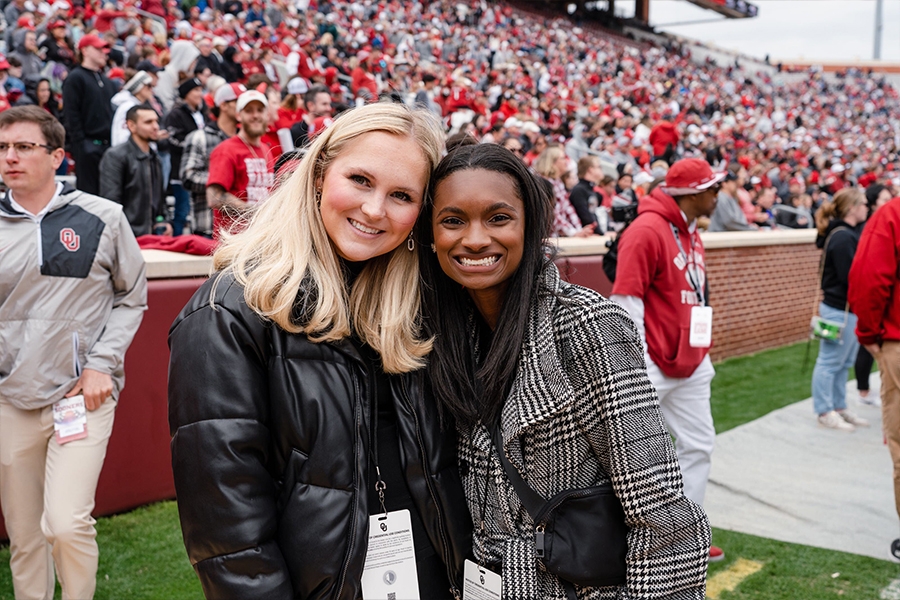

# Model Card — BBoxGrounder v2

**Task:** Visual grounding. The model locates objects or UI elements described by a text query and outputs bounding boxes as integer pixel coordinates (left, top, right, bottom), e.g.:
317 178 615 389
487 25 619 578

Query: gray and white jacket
0 183 147 410
459 265 710 599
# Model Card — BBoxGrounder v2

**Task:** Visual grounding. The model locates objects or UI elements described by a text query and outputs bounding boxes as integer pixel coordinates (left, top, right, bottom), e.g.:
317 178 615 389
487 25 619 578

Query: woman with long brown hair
812 187 870 430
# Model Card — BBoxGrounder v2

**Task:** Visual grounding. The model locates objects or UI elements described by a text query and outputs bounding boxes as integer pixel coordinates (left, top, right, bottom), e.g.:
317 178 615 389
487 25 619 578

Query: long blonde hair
533 145 565 180
212 102 445 373
815 187 864 236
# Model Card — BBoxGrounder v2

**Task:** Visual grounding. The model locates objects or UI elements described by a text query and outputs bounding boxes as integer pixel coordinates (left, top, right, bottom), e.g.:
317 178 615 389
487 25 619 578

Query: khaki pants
876 341 900 522
0 397 116 600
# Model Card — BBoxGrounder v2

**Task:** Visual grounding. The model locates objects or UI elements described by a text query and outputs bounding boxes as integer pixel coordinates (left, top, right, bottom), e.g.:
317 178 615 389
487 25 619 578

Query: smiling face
432 168 525 310
319 131 428 262
237 101 269 138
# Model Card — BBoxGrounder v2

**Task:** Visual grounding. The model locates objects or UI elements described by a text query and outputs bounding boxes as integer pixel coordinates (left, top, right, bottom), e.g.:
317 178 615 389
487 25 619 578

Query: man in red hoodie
849 196 900 556
611 158 724 562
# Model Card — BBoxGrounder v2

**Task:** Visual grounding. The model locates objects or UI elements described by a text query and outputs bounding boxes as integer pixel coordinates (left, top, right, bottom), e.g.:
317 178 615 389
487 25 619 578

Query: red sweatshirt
612 187 710 378
649 120 679 158
849 197 900 345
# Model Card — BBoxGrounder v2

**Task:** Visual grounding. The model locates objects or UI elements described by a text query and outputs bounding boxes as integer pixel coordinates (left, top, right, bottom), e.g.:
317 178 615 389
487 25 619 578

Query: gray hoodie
0 184 147 409
156 40 201 112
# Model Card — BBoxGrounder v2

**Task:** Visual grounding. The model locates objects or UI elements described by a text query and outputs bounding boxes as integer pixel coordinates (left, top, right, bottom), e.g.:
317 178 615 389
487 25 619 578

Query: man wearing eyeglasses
0 106 147 600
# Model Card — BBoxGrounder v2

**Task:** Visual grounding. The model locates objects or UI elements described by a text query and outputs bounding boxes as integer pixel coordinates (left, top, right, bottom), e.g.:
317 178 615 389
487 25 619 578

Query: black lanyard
366 361 388 517
670 223 705 306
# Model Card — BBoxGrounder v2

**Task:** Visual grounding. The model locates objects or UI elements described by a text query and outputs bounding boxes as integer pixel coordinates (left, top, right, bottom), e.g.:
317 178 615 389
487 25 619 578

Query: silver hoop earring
407 232 415 252
430 243 436 253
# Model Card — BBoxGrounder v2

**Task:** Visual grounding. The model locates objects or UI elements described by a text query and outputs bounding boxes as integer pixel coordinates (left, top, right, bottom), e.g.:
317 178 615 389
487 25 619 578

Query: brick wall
555 231 821 362
706 242 819 361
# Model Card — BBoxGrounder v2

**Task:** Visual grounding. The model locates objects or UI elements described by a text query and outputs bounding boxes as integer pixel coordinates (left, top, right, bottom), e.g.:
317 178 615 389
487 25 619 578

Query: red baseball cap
0 54 10 70
309 116 334 139
78 34 110 51
663 158 726 196
47 20 67 30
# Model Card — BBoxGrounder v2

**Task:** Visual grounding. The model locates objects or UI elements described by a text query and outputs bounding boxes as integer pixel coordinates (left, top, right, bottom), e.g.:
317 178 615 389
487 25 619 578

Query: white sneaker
838 409 870 428
818 410 855 431
860 392 882 407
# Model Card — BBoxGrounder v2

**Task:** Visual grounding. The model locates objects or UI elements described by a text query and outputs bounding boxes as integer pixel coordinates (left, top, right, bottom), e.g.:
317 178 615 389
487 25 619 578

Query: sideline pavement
704 373 897 560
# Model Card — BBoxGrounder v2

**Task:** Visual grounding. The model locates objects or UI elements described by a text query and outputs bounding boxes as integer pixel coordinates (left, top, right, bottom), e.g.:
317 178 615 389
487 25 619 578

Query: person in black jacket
168 102 471 599
62 34 114 195
569 155 603 231
41 19 76 70
812 187 870 430
99 104 169 237
163 77 207 235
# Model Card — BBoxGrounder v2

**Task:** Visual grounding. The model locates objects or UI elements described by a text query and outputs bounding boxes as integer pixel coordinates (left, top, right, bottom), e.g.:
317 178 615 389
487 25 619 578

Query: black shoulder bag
491 423 629 593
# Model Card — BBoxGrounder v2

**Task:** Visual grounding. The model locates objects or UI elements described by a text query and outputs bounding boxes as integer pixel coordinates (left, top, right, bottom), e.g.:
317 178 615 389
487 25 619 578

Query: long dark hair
417 143 554 427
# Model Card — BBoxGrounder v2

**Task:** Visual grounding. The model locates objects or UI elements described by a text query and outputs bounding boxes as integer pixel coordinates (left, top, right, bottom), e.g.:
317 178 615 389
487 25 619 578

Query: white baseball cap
236 90 268 113
286 77 309 95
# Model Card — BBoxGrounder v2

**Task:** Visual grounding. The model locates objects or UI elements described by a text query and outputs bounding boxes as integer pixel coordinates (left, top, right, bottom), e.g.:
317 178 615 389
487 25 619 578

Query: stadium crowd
0 0 895 238
7 0 900 597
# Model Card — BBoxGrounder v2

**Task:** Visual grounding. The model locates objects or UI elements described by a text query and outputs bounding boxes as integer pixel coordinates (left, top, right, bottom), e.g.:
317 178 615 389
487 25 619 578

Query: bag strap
491 421 545 519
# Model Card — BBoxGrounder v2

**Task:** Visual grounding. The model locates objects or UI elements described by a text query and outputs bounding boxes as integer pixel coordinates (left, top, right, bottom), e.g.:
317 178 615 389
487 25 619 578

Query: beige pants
0 397 116 600
876 341 900 522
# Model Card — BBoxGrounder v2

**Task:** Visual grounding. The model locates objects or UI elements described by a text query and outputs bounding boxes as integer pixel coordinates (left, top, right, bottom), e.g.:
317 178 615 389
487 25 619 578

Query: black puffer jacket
168 274 472 599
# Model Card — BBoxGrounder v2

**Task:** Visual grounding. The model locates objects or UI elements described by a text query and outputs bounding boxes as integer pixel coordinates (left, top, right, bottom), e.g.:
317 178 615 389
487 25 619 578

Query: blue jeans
812 302 859 415
171 183 191 236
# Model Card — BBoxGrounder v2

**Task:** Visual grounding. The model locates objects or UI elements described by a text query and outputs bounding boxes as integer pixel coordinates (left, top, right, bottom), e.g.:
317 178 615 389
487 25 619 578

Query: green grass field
0 341 894 599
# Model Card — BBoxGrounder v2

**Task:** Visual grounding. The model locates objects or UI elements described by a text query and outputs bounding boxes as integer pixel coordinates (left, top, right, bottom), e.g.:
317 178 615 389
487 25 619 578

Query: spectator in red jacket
611 157 726 563
350 51 377 101
649 119 679 164
849 196 900 558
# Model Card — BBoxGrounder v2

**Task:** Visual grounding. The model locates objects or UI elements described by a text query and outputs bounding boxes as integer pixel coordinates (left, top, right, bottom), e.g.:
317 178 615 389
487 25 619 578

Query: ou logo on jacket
60 228 80 252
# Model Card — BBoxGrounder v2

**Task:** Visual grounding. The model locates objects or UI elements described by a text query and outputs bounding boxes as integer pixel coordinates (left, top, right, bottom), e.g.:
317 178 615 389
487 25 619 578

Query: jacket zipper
401 377 461 600
72 331 81 376
334 372 364 599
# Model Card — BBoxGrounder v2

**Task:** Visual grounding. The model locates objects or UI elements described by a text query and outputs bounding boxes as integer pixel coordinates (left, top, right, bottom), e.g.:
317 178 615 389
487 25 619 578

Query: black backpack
602 224 631 283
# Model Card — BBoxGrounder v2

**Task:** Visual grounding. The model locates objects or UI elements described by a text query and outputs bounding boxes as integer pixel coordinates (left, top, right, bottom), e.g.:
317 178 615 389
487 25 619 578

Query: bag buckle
535 524 545 558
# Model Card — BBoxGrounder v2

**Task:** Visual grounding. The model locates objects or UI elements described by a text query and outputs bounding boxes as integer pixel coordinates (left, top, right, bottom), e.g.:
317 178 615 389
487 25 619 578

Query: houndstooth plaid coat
458 264 710 600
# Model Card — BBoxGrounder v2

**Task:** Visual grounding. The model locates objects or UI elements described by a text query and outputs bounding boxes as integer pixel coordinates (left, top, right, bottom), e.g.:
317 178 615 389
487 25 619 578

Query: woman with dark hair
221 46 245 83
811 187 870 430
416 143 710 600
17 76 62 120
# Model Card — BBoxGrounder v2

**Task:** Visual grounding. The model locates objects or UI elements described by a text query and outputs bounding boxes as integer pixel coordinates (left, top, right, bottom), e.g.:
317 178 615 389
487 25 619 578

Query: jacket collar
126 137 155 159
498 263 577 447
0 181 79 217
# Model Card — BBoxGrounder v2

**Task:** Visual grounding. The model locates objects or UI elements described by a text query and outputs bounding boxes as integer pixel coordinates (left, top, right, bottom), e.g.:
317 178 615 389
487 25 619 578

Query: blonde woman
812 187 869 430
533 145 594 237
168 102 471 599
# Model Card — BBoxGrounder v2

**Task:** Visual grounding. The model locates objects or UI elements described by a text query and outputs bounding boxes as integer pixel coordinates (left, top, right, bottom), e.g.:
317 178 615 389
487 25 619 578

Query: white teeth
349 219 380 235
459 256 499 267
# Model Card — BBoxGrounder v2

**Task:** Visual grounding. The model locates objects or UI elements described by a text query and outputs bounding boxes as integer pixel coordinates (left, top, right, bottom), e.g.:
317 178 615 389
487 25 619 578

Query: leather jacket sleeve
98 147 124 206
168 276 293 598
